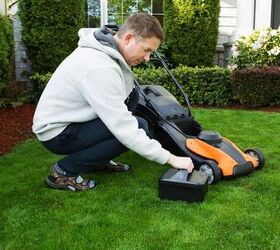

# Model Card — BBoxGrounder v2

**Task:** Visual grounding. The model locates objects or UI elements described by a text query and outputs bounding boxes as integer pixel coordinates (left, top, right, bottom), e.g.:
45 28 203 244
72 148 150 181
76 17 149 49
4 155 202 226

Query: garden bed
0 104 35 156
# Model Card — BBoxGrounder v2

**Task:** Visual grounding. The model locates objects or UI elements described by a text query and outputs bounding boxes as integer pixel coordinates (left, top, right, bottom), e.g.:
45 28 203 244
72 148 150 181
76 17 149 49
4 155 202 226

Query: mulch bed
0 104 36 156
0 103 279 156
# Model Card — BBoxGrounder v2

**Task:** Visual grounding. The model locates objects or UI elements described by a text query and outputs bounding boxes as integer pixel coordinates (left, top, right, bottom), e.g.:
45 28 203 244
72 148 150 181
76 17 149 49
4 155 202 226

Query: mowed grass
0 108 279 249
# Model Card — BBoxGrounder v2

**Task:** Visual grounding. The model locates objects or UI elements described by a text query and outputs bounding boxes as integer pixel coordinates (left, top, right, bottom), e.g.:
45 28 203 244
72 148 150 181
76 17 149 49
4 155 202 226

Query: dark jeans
42 88 148 175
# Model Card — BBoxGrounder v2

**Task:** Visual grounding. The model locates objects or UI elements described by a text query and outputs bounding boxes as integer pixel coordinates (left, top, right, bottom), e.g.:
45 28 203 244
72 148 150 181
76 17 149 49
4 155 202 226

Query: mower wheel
244 148 265 170
199 161 222 184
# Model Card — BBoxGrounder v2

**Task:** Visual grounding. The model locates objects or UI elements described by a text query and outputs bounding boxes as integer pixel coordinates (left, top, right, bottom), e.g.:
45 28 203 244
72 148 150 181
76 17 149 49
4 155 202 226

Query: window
271 0 280 29
152 0 164 26
108 0 151 25
87 0 101 28
86 0 163 27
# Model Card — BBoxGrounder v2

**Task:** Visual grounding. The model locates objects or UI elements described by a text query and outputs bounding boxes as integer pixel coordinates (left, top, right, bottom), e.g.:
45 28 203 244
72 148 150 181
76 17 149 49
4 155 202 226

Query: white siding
220 7 237 17
255 0 272 28
0 0 6 15
236 0 255 37
220 0 237 8
218 0 237 45
219 16 236 28
236 0 272 37
218 0 272 45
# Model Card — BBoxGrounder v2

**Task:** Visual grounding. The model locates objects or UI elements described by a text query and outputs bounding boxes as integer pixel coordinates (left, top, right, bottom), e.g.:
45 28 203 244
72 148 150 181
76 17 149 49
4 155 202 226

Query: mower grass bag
159 169 208 202
135 53 265 185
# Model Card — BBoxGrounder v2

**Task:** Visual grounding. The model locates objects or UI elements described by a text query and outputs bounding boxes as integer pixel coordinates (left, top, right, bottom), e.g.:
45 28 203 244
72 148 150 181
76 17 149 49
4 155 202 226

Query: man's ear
123 33 133 45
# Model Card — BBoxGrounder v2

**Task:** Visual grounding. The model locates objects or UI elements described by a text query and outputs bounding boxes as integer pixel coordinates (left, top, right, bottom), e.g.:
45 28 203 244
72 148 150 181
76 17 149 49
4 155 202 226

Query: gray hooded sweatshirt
32 28 171 164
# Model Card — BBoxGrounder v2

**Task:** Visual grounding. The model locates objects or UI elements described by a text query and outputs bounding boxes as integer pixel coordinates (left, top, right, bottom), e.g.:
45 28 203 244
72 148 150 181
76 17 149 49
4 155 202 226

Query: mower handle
152 52 192 117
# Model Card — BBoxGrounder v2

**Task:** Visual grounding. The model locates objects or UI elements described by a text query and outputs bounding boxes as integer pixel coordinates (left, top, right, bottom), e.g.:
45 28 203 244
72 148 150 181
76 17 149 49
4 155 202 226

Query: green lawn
1 108 279 249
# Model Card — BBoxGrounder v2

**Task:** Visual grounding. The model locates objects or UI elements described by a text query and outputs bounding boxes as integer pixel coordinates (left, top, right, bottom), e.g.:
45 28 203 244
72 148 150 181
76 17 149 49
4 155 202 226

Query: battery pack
159 169 208 203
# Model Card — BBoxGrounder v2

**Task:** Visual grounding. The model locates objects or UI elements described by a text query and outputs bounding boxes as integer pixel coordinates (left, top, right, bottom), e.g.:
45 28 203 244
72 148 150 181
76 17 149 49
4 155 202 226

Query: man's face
122 34 161 66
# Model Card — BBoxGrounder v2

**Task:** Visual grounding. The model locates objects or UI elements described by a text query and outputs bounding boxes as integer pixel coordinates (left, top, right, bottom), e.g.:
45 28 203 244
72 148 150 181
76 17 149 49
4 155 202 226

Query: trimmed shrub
231 66 280 107
19 0 85 74
28 66 232 107
163 0 220 67
134 66 232 107
0 14 14 96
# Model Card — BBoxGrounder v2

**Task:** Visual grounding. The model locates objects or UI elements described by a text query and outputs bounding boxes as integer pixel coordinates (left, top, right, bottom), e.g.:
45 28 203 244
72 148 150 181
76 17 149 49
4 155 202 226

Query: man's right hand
167 154 194 173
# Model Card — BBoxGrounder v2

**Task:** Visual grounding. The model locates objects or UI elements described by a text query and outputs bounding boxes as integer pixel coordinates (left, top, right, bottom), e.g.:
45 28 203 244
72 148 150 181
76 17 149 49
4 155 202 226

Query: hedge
29 66 232 106
31 66 280 108
163 0 220 67
0 14 13 96
231 67 280 107
19 0 85 74
134 66 232 107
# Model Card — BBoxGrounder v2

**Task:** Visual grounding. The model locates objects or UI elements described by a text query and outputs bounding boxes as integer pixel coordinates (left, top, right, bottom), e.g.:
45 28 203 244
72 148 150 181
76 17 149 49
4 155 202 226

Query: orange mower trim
186 138 258 176
222 137 258 167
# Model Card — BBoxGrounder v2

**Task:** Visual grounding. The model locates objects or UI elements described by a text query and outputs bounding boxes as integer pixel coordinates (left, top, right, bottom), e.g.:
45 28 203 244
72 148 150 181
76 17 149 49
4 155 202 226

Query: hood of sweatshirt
94 26 119 51
78 27 131 73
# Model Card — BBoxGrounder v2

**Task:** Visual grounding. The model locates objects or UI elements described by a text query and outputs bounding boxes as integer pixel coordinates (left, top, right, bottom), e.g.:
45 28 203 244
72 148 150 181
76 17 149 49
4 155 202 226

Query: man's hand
167 154 194 173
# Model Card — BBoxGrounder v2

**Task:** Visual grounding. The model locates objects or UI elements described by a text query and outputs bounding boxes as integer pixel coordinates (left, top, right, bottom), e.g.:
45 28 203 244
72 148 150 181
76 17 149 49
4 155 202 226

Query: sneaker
104 160 132 172
45 164 97 191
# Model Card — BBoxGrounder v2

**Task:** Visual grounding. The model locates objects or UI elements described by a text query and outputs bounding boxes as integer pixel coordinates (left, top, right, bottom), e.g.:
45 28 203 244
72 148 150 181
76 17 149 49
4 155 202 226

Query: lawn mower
135 52 265 184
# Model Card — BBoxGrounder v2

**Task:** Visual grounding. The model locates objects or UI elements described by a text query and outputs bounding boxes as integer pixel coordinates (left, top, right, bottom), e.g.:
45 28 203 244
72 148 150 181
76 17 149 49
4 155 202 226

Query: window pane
152 0 163 14
153 14 163 26
108 0 124 24
135 0 151 13
152 0 163 26
88 16 101 27
108 0 151 25
87 0 165 27
87 0 101 27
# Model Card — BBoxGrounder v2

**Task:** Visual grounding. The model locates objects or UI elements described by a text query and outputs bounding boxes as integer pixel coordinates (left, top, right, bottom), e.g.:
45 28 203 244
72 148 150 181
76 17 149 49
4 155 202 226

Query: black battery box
159 169 208 203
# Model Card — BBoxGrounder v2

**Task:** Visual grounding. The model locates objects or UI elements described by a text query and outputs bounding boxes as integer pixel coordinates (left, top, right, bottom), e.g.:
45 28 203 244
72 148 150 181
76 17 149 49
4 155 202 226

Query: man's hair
117 13 164 41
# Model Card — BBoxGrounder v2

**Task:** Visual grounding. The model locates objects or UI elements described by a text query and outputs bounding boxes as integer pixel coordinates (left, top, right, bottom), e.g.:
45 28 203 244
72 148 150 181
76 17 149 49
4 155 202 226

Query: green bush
163 0 220 67
19 0 85 74
28 67 232 107
0 14 14 96
231 66 280 107
134 66 232 107
28 72 52 103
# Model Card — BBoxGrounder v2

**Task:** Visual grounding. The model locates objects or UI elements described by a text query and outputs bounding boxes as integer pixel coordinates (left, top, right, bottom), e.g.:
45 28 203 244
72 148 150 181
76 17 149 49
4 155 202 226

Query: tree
19 0 86 74
0 14 13 95
163 0 220 67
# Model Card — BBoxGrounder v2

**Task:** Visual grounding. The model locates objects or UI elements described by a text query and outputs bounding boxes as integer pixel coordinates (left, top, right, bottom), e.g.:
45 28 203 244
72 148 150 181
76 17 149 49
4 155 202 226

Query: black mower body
136 84 265 184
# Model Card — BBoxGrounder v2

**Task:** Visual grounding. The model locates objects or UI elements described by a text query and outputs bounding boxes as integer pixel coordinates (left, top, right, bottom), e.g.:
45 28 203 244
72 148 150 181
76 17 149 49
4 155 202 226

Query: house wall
10 2 31 83
216 0 274 66
219 0 273 43
236 0 272 37
214 0 237 66
0 0 6 15
255 0 272 29
1 0 30 83
218 0 237 45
